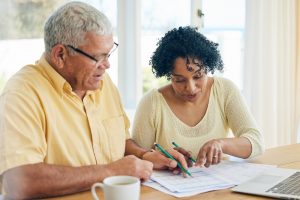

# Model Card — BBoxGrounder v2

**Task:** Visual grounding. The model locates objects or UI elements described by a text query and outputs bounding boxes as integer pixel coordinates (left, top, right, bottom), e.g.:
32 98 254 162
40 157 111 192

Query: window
0 0 118 92
141 0 191 93
140 0 245 93
0 0 245 107
0 0 63 92
202 0 245 89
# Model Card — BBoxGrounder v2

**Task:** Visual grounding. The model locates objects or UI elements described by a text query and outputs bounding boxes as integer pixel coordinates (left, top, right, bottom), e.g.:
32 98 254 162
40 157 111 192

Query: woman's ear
50 44 67 69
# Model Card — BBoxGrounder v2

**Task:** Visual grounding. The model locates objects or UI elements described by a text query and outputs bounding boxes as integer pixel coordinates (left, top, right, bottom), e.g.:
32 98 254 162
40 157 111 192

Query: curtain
296 0 300 142
244 0 300 148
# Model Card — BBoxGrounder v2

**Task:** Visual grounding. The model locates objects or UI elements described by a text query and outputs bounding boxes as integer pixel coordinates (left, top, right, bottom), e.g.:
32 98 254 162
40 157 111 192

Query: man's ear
50 44 67 69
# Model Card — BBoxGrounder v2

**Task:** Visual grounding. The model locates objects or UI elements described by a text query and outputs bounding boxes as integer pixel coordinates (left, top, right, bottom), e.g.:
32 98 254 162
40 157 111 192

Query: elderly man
0 2 186 199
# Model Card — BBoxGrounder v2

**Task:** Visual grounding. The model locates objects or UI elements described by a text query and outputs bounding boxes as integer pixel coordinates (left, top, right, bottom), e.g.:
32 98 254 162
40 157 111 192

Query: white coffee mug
91 176 140 200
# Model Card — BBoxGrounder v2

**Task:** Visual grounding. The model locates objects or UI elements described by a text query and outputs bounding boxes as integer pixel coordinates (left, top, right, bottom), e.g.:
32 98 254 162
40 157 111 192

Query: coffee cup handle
91 182 104 200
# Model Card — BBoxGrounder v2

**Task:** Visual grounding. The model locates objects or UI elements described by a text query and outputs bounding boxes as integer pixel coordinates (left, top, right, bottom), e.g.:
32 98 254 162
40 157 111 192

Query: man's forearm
3 163 110 199
3 154 154 200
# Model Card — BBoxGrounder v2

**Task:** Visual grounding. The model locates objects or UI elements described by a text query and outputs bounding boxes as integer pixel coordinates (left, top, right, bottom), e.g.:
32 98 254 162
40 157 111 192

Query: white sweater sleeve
222 79 265 158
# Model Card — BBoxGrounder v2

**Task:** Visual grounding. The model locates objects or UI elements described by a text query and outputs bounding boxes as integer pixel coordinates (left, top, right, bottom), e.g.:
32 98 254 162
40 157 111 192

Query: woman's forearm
219 137 252 158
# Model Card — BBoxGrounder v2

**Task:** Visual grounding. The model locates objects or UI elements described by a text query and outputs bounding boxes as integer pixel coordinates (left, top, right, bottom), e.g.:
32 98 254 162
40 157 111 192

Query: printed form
143 161 276 197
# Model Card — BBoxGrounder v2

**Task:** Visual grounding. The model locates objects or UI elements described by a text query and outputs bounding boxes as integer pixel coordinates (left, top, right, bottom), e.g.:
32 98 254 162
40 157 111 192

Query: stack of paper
143 161 276 197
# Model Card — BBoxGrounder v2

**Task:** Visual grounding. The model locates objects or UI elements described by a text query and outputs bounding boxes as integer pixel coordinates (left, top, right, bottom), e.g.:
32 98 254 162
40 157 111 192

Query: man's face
63 32 115 95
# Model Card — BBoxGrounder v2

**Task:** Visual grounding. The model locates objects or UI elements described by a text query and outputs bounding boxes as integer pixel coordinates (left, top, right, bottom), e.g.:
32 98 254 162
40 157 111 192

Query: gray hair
44 1 112 55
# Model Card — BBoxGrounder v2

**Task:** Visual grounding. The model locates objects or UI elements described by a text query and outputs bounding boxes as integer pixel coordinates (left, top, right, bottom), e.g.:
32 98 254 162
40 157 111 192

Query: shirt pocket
102 115 126 161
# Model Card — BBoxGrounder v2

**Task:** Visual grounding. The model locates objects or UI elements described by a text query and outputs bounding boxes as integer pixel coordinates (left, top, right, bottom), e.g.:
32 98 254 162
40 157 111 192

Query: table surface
47 143 300 200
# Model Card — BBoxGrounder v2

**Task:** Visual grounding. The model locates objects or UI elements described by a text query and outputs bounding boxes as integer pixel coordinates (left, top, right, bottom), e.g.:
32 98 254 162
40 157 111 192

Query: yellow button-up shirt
0 55 130 177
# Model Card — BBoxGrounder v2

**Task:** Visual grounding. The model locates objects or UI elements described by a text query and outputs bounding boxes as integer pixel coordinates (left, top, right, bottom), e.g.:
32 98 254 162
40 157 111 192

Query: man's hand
107 155 153 181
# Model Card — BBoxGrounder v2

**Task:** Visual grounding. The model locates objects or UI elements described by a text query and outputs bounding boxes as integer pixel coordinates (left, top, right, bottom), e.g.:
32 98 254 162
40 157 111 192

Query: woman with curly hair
132 26 264 170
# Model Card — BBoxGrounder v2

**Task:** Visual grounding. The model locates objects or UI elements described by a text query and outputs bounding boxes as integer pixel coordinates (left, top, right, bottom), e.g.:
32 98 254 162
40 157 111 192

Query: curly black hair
150 26 224 79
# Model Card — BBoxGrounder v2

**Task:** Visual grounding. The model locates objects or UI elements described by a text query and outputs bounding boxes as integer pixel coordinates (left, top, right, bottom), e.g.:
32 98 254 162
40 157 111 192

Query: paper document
150 167 234 192
143 160 276 197
201 161 277 184
143 179 231 198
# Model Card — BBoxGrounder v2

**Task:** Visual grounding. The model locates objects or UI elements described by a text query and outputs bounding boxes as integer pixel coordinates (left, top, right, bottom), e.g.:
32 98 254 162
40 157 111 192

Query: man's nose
97 59 110 70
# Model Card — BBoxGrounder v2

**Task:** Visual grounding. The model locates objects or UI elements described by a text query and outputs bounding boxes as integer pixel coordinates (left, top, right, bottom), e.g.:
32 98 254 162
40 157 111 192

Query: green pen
154 143 192 177
172 142 196 163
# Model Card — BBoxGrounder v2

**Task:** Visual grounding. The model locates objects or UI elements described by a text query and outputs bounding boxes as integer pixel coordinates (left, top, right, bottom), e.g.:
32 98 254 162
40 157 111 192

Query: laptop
232 168 300 199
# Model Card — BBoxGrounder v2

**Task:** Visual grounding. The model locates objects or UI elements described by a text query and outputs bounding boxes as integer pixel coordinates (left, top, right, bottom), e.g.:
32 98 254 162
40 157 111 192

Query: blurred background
0 0 299 148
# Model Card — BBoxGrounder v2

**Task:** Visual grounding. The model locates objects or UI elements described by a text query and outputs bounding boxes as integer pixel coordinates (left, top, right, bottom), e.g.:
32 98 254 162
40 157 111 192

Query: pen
172 142 196 163
154 143 192 177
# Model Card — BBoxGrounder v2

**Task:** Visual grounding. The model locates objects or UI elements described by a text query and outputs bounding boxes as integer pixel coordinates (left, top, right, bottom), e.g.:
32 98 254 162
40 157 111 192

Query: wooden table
48 144 300 200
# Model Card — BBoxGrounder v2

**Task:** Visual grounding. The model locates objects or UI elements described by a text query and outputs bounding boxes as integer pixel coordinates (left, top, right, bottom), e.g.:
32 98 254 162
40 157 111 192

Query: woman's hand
142 148 189 175
195 139 223 168
173 147 194 167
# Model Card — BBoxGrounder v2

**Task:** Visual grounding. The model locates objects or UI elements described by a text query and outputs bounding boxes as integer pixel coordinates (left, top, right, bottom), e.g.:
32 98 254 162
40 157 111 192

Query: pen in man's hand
154 143 192 177
172 142 196 163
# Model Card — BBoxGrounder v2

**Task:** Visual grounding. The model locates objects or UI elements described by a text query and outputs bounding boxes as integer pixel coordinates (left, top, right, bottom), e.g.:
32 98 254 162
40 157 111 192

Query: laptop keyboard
266 172 300 196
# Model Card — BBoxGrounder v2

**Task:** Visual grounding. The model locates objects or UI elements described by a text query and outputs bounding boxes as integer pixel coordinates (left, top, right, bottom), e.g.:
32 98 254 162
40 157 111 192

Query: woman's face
171 57 208 102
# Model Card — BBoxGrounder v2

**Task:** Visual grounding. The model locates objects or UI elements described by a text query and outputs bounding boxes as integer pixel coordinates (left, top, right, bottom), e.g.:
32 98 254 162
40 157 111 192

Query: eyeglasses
66 42 118 64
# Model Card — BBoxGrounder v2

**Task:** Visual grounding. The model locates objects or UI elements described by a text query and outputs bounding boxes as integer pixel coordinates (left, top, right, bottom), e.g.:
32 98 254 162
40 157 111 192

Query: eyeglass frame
66 42 118 63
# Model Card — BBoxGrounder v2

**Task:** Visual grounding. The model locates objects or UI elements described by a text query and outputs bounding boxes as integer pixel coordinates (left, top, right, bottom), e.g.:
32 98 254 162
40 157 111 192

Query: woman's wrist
139 149 153 159
141 149 153 160
216 138 226 153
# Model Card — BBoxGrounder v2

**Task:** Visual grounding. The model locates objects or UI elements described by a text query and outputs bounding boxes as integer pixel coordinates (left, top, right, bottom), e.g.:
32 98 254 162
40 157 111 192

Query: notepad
143 161 276 197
